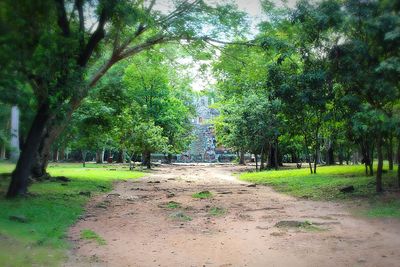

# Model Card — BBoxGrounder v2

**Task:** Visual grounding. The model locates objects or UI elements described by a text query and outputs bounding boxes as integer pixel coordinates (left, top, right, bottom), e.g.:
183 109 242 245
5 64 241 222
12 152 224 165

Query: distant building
177 94 233 162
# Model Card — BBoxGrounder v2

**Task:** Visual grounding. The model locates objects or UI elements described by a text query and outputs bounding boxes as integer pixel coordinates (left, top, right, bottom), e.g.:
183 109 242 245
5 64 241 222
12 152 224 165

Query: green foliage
0 162 144 266
129 121 170 155
119 52 195 157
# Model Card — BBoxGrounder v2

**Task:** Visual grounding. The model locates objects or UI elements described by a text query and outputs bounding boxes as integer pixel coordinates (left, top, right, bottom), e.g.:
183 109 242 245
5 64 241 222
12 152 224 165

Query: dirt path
65 165 400 267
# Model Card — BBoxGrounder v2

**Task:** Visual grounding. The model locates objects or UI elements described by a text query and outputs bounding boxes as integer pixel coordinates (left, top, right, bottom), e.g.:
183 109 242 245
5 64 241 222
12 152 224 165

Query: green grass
366 199 400 218
240 164 400 218
166 201 181 209
0 162 144 266
192 190 213 199
209 207 226 216
80 229 106 245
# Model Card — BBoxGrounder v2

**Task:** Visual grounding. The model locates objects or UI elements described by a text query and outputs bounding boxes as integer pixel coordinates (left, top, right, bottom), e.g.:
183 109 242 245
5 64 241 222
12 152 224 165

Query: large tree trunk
388 135 394 171
31 120 66 179
31 97 81 179
7 103 50 198
239 150 245 165
95 148 105 163
10 105 20 163
376 135 383 193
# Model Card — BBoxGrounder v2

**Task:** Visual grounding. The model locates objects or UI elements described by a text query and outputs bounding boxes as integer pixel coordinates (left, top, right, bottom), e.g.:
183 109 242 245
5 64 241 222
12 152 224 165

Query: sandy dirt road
65 164 400 267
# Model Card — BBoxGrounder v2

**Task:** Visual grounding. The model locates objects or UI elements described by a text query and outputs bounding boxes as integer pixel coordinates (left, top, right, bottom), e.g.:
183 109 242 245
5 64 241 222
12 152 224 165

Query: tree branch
55 0 70 36
146 0 157 13
75 0 85 48
77 7 108 67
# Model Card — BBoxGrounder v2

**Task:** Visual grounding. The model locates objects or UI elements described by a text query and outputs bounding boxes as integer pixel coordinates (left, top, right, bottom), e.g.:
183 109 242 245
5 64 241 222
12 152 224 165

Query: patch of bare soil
64 165 400 267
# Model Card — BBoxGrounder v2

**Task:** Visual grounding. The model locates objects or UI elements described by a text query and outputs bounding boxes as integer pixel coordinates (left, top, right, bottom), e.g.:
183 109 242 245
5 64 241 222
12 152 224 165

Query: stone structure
177 95 233 162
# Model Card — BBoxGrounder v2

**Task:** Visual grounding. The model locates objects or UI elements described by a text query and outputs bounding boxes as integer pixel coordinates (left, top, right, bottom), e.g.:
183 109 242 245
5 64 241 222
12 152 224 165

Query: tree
122 53 194 167
2 0 246 197
331 0 400 192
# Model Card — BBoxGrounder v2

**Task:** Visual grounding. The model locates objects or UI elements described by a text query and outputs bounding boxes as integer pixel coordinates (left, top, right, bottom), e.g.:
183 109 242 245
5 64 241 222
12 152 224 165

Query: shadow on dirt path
65 164 400 267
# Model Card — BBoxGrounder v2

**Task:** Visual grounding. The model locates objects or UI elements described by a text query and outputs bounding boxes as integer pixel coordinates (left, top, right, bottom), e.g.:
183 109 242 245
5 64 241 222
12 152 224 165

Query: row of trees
60 51 195 169
213 0 400 192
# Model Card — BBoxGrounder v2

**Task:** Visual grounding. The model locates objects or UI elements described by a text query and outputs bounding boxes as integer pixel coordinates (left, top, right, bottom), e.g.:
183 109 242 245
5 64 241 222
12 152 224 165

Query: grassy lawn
0 162 144 267
240 164 400 218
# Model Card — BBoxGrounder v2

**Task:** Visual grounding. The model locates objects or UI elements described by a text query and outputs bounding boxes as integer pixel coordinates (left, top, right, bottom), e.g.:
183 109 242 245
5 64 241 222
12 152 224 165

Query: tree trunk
30 121 65 179
314 152 318 174
31 97 81 178
326 140 335 165
397 137 400 188
7 103 50 198
0 144 6 160
267 143 275 168
82 151 87 168
239 150 245 165
165 153 173 164
361 141 370 175
376 135 383 193
260 146 265 171
370 144 374 176
10 105 20 163
95 149 103 163
274 139 279 170
338 145 343 165
352 150 359 165
142 151 151 169
53 149 59 162
129 152 135 170
304 136 313 174
122 149 127 164
291 152 297 164
254 153 258 171
314 139 319 174
388 136 394 171
59 146 65 161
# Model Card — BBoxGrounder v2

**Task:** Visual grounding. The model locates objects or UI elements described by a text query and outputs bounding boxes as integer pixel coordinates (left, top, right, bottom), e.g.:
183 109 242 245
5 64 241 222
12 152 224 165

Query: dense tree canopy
212 0 399 192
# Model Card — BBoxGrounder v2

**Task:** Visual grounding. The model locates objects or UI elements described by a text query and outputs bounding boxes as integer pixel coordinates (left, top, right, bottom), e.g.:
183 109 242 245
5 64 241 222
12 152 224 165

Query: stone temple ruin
177 95 234 163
